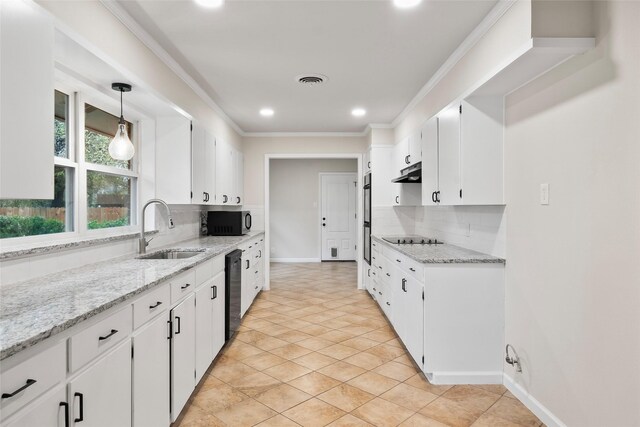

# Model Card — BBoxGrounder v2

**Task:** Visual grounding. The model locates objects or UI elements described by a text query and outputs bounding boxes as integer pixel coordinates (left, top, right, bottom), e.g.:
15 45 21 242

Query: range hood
392 162 422 183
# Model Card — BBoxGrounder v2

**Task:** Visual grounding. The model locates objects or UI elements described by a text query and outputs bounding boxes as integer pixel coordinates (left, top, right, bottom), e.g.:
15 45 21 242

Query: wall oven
363 173 371 265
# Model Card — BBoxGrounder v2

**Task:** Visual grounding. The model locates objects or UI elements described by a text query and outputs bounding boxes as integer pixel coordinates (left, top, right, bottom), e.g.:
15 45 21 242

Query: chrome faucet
139 199 175 254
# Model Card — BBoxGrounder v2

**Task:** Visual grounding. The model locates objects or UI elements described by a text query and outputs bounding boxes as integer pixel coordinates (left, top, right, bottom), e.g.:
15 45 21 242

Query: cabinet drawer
212 254 225 276
170 269 197 304
195 259 214 286
403 256 424 281
69 307 132 373
0 342 65 421
133 283 170 330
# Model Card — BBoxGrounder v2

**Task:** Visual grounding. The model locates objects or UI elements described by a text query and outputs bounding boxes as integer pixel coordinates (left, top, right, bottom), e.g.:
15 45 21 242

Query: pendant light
109 83 135 161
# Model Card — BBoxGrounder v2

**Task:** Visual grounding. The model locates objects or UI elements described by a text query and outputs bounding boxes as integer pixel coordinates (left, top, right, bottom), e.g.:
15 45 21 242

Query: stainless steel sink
138 249 204 260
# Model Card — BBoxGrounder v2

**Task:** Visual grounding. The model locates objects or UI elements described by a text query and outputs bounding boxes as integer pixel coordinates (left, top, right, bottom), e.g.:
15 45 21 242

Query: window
84 103 136 229
0 90 75 238
0 86 139 241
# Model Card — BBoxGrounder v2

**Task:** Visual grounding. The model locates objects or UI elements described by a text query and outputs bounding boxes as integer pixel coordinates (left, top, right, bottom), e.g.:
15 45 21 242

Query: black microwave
207 211 252 236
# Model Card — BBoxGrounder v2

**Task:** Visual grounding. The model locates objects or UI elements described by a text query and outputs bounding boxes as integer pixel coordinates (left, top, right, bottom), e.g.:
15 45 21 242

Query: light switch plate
540 183 549 205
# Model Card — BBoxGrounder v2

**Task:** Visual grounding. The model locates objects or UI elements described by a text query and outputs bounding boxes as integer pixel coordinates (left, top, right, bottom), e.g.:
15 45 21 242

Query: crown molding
100 0 245 136
243 131 368 138
391 0 516 128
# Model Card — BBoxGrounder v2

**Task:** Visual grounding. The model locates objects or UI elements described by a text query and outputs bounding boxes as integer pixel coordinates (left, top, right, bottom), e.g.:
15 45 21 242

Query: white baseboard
503 373 566 427
426 371 503 385
270 258 321 263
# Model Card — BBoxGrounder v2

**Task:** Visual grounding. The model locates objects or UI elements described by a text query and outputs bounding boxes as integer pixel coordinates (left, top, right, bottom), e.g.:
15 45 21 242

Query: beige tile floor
176 262 543 427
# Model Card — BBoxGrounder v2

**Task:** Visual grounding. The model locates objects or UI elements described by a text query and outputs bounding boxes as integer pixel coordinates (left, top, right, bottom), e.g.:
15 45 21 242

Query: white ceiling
116 0 498 133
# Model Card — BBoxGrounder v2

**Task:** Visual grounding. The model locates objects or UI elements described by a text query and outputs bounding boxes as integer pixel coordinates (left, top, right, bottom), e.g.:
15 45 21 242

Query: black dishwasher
225 250 242 341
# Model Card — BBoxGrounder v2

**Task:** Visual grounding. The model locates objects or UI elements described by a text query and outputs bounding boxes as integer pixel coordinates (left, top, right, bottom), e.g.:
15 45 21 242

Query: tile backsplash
373 205 505 258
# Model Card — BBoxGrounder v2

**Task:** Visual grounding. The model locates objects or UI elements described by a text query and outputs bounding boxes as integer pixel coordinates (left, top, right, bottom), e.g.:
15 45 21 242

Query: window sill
0 230 158 261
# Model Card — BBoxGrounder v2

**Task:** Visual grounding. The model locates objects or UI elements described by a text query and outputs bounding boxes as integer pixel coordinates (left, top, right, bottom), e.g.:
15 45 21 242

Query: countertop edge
0 232 265 360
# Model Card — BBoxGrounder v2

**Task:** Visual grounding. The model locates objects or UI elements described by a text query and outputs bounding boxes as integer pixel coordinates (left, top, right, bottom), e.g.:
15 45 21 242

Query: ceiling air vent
296 74 328 86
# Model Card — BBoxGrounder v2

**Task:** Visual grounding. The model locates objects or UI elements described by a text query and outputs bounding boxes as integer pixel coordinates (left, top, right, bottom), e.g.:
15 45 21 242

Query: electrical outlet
540 183 549 205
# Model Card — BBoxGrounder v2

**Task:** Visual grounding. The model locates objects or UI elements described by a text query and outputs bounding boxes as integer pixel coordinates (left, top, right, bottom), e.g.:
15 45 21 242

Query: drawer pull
149 301 163 309
98 329 118 341
60 401 70 427
410 267 416 272
175 316 181 335
386 302 391 306
386 273 391 277
74 392 84 423
396 259 401 263
255 286 258 290
180 283 191 290
378 291 382 295
1 379 37 399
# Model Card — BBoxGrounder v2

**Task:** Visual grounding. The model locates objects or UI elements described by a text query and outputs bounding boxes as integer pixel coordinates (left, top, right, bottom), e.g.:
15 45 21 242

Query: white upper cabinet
434 97 504 206
437 106 462 206
156 116 192 204
394 137 409 172
234 150 244 206
191 123 216 205
421 117 439 206
0 1 54 199
460 97 504 205
363 149 371 175
407 131 422 167
215 138 234 205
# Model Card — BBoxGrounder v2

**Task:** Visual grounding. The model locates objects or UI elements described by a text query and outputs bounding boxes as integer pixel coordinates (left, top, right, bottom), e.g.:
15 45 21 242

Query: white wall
269 159 357 261
503 2 640 425
242 135 367 230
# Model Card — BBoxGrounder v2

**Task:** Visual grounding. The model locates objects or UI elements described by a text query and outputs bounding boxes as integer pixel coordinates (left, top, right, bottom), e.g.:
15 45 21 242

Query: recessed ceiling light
260 108 274 117
393 0 422 8
351 108 366 117
195 0 223 8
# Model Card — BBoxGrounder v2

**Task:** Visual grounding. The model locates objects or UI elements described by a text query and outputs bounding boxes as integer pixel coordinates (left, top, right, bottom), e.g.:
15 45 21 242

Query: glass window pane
54 90 68 158
0 167 74 238
84 103 133 170
87 171 131 229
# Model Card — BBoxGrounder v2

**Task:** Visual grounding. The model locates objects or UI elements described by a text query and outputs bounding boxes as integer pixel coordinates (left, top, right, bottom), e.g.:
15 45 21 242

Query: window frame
0 79 143 246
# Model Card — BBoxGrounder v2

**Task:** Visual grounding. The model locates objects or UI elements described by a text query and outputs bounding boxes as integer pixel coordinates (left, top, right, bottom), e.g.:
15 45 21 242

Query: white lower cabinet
195 282 215 382
170 294 196 422
211 273 226 357
5 386 66 427
68 341 132 427
132 313 170 427
369 242 504 385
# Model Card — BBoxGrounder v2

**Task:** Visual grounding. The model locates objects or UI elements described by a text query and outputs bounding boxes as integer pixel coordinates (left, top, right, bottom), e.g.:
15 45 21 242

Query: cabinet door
438 105 462 205
195 283 214 382
235 150 244 205
364 149 371 174
69 341 132 427
211 272 226 356
407 131 422 166
421 117 439 206
132 314 170 427
460 97 504 205
1 0 54 199
204 131 216 205
394 137 409 171
5 386 66 427
403 275 424 367
215 139 233 205
156 116 192 204
170 294 195 421
191 123 207 204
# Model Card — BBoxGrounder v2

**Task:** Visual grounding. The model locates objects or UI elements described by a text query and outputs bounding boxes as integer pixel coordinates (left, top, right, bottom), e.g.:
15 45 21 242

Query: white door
421 116 439 206
170 294 195 421
195 283 214 382
438 105 462 205
132 314 170 427
69 341 132 427
320 173 357 261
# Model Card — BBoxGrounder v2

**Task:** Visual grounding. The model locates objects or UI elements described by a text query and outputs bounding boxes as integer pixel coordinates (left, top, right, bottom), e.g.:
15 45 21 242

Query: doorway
320 173 357 261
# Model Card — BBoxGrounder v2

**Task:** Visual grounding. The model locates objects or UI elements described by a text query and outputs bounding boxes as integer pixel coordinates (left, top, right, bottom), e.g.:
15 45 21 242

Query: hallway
177 263 542 427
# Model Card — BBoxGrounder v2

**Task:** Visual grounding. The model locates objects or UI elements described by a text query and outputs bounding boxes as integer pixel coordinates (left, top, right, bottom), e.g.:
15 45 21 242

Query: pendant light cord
119 88 125 125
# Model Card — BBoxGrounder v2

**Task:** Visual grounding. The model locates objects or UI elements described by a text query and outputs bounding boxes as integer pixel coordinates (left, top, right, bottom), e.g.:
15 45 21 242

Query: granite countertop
372 235 505 264
0 232 264 360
